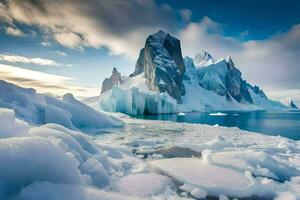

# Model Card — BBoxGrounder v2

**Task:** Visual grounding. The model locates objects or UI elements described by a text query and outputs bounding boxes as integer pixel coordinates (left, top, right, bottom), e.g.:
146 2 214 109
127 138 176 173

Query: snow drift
0 80 123 132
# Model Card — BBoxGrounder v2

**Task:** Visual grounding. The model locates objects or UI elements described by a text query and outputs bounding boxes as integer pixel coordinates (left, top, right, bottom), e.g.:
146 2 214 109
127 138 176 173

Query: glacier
98 31 287 115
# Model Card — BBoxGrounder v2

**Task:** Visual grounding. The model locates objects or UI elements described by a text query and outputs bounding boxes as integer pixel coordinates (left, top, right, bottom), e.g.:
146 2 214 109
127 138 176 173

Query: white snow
95 117 300 200
0 80 123 133
151 158 255 198
1 98 300 200
111 173 172 197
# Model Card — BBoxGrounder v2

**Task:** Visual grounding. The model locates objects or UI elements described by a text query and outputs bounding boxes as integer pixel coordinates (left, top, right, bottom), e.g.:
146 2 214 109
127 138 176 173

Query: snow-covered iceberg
0 80 123 132
97 30 287 115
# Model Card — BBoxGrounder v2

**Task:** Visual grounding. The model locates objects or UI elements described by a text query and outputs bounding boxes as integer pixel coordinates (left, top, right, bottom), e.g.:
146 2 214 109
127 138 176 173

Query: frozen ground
1 108 300 200
96 115 300 199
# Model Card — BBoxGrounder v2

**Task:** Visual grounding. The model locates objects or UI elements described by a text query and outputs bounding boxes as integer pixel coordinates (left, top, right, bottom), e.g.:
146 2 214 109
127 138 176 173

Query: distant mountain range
99 30 291 115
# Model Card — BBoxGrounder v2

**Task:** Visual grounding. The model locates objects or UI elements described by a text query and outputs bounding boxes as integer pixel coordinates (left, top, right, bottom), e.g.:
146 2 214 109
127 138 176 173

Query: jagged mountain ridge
99 30 287 115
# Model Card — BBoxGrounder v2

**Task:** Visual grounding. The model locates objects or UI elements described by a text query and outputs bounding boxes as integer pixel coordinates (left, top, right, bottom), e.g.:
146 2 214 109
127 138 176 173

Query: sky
0 0 300 104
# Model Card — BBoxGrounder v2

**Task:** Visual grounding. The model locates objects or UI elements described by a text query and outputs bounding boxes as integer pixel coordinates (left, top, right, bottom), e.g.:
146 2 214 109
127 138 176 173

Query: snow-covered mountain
0 80 123 132
194 50 214 67
99 30 287 115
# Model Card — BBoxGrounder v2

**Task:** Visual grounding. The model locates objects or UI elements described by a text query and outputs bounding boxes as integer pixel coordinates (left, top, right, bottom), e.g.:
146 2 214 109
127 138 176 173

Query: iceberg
97 31 287 115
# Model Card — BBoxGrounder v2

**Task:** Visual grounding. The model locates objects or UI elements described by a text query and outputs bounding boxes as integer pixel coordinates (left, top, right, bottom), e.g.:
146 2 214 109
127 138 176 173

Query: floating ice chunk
209 112 227 116
210 150 300 181
111 173 171 197
176 136 233 153
177 112 186 116
150 158 256 198
0 108 29 138
190 188 207 199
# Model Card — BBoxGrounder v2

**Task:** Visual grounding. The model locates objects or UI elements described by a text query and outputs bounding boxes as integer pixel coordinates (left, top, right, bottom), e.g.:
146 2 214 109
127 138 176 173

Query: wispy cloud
0 64 99 97
55 50 67 56
5 26 25 36
0 53 61 66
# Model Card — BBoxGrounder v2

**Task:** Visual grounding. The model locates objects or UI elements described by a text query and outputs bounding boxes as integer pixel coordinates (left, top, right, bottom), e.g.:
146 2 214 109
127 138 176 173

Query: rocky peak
100 67 123 94
198 57 253 103
194 51 214 67
251 85 268 99
290 99 298 109
130 30 186 103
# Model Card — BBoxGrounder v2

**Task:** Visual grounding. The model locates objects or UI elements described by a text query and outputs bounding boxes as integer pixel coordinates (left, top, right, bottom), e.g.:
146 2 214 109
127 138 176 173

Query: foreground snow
96 115 300 200
1 108 300 200
0 80 123 133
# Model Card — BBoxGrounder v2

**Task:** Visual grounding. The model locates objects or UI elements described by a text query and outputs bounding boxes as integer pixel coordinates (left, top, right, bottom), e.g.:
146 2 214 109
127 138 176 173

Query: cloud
180 9 192 22
0 53 62 66
179 17 300 100
5 26 25 36
40 41 51 47
0 64 99 97
2 0 187 58
267 89 300 106
55 50 67 56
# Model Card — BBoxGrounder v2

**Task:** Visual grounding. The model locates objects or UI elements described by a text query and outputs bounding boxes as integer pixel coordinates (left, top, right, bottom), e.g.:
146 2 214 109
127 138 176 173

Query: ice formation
98 31 287 115
1 105 300 199
0 80 123 133
95 116 300 200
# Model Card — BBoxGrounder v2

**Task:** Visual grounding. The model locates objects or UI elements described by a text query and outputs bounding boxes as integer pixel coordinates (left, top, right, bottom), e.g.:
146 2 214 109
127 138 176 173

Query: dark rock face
198 57 253 104
130 30 185 103
101 67 123 94
249 84 268 99
225 58 253 103
290 100 298 109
